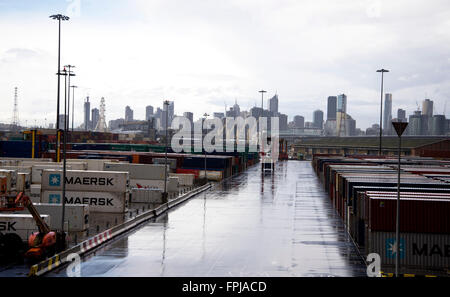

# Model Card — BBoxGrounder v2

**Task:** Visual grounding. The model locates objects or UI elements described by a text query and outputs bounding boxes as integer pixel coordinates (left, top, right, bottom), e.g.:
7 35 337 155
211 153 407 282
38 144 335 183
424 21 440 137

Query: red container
176 168 200 178
366 195 450 234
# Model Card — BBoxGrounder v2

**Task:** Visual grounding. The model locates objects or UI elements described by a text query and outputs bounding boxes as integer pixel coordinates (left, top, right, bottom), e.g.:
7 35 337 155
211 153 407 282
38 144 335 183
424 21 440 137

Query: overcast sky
0 0 449 129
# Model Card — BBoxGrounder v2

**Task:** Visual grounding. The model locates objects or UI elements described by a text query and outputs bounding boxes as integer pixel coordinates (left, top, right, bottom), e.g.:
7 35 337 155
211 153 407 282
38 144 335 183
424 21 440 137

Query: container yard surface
47 161 366 277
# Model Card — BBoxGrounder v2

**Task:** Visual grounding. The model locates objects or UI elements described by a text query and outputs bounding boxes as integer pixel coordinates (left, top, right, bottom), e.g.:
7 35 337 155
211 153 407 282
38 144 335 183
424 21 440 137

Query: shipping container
169 173 195 186
13 203 89 232
103 162 167 180
41 190 127 213
152 158 177 170
41 169 129 193
0 214 50 242
131 188 163 203
366 231 450 271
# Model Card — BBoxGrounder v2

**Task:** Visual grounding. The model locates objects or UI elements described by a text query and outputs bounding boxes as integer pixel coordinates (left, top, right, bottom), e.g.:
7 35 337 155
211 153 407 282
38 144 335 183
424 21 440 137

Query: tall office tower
408 111 423 136
383 93 393 134
91 108 99 130
313 110 324 129
168 101 175 126
155 107 162 119
269 94 279 114
279 113 288 131
232 100 240 115
84 96 91 131
213 112 224 119
337 94 347 113
125 106 133 122
183 112 193 123
293 115 305 128
145 105 154 120
327 96 337 120
422 99 433 117
431 115 446 135
397 108 407 122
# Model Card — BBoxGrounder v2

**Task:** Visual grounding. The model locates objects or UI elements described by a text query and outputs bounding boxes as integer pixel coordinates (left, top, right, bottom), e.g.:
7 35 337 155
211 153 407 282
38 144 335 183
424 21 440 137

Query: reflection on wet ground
49 161 367 277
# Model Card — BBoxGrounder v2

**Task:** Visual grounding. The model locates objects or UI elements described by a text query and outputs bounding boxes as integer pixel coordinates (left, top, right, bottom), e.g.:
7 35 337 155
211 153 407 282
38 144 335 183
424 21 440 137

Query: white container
131 188 163 203
16 172 30 192
167 177 179 192
41 170 129 193
130 179 165 190
0 214 50 242
31 164 67 184
0 165 32 175
41 190 127 213
30 184 41 203
169 173 194 186
13 203 89 232
199 170 223 181
153 158 177 170
103 163 167 180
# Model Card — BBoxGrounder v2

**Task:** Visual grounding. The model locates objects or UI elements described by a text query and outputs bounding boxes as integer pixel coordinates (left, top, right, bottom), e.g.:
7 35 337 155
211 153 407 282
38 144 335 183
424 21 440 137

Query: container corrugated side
41 169 128 193
0 214 50 241
366 231 450 270
103 162 166 180
41 190 127 213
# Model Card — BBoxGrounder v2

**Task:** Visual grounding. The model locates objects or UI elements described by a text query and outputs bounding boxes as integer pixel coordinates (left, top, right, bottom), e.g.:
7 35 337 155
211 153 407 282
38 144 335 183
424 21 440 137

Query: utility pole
61 67 68 233
64 65 75 141
71 85 78 132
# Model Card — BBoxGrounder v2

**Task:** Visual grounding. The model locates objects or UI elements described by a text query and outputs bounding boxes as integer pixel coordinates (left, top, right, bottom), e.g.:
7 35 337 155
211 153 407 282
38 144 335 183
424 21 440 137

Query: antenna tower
95 97 108 132
12 87 19 130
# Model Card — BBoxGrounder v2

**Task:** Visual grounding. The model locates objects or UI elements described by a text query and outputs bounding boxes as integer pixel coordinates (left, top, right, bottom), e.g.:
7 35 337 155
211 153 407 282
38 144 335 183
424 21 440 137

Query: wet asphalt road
50 161 367 277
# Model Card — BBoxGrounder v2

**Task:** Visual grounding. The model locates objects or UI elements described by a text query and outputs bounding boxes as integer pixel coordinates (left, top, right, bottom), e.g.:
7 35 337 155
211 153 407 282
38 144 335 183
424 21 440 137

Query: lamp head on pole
376 69 390 73
50 14 70 21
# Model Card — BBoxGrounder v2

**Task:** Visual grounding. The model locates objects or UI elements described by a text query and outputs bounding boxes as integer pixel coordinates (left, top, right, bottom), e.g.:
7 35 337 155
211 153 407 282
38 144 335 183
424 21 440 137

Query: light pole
392 120 408 277
64 65 75 141
203 113 210 183
376 69 389 156
50 14 69 162
61 67 68 233
163 100 170 203
71 85 78 133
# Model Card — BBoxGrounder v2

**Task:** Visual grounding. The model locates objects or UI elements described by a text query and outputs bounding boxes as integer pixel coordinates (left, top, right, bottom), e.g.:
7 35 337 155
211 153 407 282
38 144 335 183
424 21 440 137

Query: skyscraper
313 110 324 129
397 108 406 122
383 93 392 134
91 108 99 130
125 106 133 122
84 96 90 131
327 96 337 121
146 105 154 120
269 94 279 114
337 94 347 113
183 112 193 123
422 99 433 117
293 115 304 128
279 113 288 131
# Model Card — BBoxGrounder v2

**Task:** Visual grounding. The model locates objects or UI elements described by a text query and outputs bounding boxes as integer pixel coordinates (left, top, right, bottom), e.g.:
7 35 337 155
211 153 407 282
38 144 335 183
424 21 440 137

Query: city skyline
0 0 449 130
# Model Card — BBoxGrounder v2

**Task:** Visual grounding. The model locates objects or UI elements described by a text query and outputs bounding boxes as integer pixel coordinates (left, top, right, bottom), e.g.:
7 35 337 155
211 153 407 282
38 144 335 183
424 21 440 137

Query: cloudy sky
0 0 449 129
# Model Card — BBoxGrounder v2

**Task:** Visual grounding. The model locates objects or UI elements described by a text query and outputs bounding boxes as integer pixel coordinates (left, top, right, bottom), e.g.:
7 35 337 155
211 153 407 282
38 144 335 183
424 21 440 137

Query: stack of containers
103 162 170 190
363 192 450 271
40 169 129 213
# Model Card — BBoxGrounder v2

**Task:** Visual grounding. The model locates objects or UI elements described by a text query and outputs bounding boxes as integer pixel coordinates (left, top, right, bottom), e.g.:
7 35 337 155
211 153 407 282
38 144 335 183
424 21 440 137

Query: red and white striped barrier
80 230 113 253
